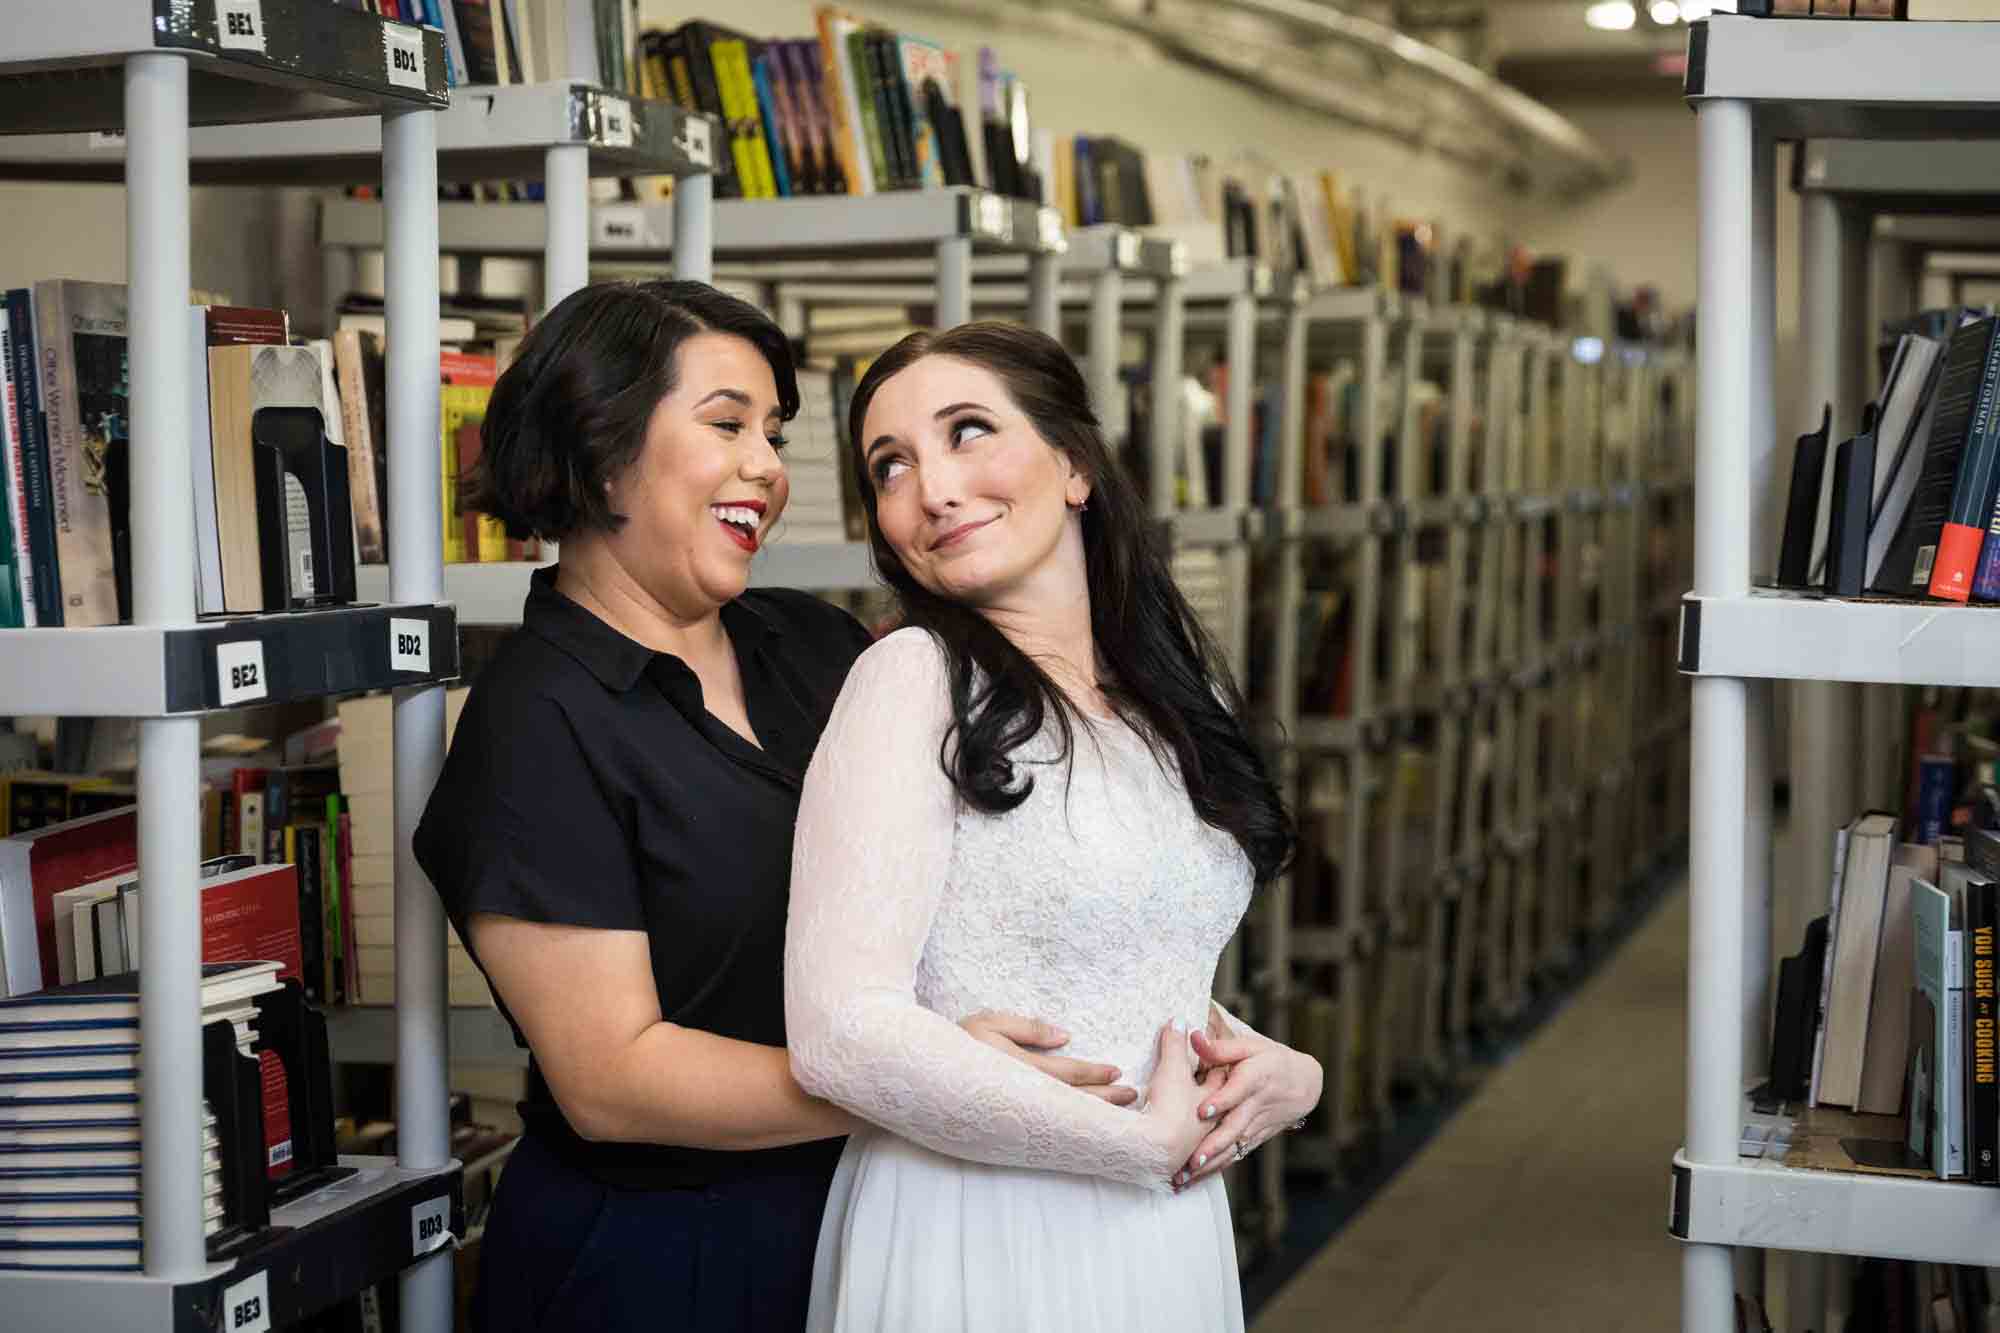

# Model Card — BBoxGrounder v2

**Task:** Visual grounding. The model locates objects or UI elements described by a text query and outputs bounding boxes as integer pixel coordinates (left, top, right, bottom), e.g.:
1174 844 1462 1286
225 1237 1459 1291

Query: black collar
523 564 783 695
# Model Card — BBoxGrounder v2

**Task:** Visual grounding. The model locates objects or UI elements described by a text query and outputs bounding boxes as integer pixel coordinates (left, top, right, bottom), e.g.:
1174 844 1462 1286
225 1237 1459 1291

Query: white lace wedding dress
785 628 1255 1333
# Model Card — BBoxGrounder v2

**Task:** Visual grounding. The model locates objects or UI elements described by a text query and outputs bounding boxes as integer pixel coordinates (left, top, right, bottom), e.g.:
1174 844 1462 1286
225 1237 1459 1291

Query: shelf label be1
390 618 429 673
216 0 267 55
383 24 427 91
216 640 268 707
411 1195 452 1256
222 1269 272 1333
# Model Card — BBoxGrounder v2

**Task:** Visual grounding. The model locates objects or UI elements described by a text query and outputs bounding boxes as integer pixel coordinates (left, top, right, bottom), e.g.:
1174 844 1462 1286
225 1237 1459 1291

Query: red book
0 808 137 997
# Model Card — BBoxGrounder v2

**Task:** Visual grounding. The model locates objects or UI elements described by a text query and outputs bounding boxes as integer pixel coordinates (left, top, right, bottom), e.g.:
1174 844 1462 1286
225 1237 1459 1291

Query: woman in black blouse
414 281 1132 1333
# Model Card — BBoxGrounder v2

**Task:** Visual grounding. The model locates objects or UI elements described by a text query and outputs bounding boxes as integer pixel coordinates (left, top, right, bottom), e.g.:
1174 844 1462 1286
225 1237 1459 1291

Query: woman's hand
1137 1021 1214 1187
959 1011 1138 1106
1176 1023 1323 1188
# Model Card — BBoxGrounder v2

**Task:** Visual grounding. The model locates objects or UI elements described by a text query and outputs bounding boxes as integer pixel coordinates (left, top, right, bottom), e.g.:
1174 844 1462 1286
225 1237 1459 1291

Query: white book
189 305 226 615
1865 332 1949 588
1808 822 1852 1107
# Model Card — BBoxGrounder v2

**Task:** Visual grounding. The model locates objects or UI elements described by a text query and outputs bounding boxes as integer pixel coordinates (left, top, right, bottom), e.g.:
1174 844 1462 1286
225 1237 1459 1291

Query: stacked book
0 962 283 1272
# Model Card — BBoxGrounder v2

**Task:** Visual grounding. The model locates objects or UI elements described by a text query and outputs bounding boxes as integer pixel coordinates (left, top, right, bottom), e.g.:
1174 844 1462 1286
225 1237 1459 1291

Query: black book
865 33 913 190
666 23 742 200
1876 316 2000 594
923 81 972 188
1825 404 1878 597
1777 404 1831 589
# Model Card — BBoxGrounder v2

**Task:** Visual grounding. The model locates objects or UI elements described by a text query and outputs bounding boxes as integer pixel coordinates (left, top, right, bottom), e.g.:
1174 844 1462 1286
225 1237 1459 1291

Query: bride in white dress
785 323 1324 1332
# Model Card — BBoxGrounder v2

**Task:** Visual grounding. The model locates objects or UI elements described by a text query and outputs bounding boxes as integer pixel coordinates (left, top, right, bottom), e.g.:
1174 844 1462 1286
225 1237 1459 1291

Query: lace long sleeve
784 629 1177 1192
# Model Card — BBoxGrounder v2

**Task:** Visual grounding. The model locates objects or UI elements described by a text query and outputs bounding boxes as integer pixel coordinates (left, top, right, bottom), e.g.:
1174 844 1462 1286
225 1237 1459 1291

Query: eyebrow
695 387 783 420
866 400 995 459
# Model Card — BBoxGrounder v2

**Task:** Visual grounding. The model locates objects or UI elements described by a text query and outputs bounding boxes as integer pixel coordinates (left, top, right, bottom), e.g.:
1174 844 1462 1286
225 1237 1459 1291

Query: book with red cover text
0 809 136 1000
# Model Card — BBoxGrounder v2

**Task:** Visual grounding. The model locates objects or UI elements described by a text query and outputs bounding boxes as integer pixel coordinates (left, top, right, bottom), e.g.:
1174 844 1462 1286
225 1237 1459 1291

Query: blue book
751 55 792 198
1918 756 1957 845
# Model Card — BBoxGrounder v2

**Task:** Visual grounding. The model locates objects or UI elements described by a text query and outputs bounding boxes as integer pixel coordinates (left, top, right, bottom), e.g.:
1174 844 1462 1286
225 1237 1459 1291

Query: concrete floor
1254 877 1691 1333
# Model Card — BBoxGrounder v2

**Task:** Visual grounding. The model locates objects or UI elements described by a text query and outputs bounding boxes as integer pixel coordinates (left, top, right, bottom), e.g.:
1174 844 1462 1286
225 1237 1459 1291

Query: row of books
334 0 642 96
1747 0 1983 15
1778 308 2000 604
639 10 1039 206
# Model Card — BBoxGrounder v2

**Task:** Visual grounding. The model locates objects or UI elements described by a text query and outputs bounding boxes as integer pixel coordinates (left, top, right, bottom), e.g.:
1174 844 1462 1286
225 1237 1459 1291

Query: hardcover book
1875 316 2000 595
1913 874 1965 1178
32 281 126 627
3 289 58 626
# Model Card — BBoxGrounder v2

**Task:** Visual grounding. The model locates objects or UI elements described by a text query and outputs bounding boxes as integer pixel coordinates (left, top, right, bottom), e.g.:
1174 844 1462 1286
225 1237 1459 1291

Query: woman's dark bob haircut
844 321 1295 887
467 279 799 542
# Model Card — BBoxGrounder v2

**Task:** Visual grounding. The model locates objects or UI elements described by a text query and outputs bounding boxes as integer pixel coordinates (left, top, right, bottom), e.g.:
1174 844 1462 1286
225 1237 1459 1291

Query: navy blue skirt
474 1132 836 1333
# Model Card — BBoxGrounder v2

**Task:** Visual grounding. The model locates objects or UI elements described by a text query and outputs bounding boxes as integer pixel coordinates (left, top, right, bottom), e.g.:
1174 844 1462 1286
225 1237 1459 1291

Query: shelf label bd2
390 618 430 673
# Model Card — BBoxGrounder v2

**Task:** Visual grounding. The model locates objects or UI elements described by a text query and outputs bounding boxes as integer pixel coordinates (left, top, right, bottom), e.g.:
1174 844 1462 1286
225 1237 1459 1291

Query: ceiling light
1650 0 1681 21
1586 1 1638 30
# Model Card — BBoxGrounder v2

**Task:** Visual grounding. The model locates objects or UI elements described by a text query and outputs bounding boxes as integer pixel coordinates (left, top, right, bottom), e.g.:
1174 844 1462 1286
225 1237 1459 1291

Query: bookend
1776 403 1830 589
203 981 350 1261
251 405 358 613
1824 402 1879 598
202 1016 270 1258
1759 913 1829 1106
254 980 347 1208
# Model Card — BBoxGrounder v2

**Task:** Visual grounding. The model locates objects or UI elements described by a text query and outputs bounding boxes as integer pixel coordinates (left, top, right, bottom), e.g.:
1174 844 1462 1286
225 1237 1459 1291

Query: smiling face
860 354 1090 608
597 330 791 618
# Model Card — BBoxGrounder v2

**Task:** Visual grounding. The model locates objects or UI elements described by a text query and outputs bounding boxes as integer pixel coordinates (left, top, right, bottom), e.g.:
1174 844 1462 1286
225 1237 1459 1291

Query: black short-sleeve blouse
414 566 875 1190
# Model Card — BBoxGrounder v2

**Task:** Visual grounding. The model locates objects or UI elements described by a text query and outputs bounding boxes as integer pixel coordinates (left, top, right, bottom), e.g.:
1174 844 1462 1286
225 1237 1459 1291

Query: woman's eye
768 434 789 451
712 418 742 435
951 418 994 447
872 457 908 488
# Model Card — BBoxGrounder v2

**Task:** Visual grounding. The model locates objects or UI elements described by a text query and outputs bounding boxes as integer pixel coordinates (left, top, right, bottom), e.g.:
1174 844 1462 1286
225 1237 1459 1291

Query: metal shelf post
673 170 714 283
127 48 207 1284
544 140 589 308
383 104 452 1333
1148 270 1186 521
1087 267 1125 443
1688 93 1757 1333
936 235 973 329
1028 250 1061 338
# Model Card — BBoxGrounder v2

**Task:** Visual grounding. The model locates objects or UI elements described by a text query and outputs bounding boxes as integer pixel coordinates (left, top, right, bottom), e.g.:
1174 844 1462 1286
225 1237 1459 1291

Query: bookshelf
0 4 462 1331
1674 15 2000 1333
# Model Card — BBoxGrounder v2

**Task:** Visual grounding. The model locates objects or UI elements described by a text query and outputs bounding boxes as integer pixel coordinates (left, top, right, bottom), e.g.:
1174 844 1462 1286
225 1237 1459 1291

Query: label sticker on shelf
600 96 635 149
593 204 650 248
217 0 267 54
675 116 713 169
383 24 427 91
88 131 125 151
973 194 1010 242
222 1270 271 1333
411 1195 452 1256
390 617 430 673
216 640 269 707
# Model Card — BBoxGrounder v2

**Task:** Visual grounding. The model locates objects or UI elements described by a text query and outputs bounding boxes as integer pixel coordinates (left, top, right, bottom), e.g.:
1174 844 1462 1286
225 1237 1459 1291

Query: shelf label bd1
216 0 267 54
390 617 430 673
222 1269 272 1333
216 640 269 707
411 1194 452 1256
383 23 427 91
600 96 635 150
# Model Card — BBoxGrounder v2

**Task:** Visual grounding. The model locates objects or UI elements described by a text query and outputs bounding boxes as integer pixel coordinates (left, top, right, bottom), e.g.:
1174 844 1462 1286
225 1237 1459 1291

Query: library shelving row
1674 15 2000 1333
0 7 717 1332
315 194 1693 1266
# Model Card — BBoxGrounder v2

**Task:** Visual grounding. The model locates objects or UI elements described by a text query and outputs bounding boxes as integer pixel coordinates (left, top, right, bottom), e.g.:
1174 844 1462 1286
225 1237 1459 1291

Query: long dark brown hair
846 322 1293 885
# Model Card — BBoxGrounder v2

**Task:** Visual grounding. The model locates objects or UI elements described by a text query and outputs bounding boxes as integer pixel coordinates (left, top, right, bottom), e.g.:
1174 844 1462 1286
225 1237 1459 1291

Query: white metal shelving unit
1671 15 2000 1332
0 4 461 1330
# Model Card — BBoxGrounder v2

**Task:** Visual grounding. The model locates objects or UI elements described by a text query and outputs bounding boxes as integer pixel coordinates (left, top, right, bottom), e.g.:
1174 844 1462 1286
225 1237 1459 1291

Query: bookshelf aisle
1673 14 2000 1333
0 4 467 1331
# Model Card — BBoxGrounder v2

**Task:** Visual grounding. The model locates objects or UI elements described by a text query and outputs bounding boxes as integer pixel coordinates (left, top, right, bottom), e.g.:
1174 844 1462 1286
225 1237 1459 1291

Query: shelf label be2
221 1269 272 1333
382 24 427 92
215 640 269 707
411 1194 452 1256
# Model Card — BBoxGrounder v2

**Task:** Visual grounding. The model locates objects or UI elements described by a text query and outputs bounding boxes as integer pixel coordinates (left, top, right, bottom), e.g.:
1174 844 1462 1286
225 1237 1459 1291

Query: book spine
818 12 872 196
751 53 794 198
0 312 27 629
872 34 915 190
8 291 59 626
846 31 889 195
1950 925 1967 1177
1971 883 1998 1184
34 282 121 627
1918 756 1955 845
1931 333 2000 600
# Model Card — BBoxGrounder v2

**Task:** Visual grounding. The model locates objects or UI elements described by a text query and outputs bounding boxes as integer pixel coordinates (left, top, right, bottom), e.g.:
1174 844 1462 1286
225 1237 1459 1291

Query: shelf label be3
215 640 268 707
216 0 266 55
221 1269 271 1333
